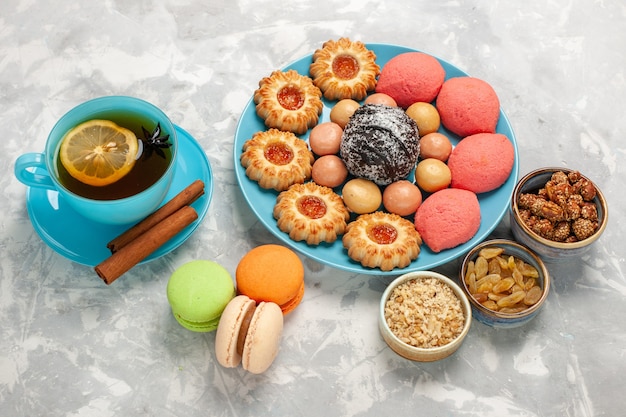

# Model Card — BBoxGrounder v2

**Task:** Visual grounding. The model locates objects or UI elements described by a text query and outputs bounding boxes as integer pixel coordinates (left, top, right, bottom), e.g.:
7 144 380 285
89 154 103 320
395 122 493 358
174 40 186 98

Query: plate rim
234 43 519 275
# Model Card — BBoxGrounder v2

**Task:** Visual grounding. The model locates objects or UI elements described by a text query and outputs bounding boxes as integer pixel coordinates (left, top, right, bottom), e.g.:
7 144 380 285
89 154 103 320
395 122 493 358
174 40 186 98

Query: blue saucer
26 125 213 267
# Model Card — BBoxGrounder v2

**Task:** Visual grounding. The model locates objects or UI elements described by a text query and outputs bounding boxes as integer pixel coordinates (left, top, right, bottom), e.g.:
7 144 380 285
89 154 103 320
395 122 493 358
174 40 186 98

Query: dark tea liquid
55 113 173 200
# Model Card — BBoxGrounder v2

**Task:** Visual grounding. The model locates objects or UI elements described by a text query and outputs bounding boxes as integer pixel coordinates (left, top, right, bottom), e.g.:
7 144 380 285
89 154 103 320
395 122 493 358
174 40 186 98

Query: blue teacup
14 96 178 225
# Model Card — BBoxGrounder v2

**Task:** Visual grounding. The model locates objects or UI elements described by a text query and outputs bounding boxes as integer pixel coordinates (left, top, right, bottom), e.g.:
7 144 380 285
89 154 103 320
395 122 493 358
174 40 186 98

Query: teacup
14 96 178 225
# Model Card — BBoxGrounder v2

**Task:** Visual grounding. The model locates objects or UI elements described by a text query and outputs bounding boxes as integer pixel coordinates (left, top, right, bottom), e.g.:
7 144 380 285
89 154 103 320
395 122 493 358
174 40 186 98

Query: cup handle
14 153 57 190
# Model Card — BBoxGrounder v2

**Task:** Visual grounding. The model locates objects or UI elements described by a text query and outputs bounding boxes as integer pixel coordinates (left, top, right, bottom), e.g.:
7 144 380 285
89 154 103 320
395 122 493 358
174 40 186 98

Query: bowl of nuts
509 167 608 260
379 271 472 361
459 239 550 328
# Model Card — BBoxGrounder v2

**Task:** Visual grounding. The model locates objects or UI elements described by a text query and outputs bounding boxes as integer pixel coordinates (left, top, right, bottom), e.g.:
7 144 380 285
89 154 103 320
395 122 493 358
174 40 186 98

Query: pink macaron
214 295 283 374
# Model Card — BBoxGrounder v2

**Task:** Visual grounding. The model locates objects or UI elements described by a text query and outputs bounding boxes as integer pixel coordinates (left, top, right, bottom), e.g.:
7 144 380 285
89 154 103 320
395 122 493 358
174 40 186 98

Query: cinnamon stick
107 179 204 253
95 205 198 285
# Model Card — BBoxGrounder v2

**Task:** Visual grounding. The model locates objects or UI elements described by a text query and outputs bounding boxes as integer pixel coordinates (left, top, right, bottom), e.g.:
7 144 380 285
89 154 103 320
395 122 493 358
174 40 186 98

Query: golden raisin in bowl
459 239 550 329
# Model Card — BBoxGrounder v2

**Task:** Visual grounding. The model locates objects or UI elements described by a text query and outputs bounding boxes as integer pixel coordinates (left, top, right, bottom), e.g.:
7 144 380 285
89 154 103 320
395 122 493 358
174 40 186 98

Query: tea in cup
14 96 178 225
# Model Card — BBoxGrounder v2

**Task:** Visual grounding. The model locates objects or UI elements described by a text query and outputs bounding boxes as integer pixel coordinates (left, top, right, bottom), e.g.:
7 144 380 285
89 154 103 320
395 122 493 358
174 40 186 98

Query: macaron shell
215 295 256 368
174 315 221 332
236 244 305 314
167 260 236 332
242 302 283 374
279 280 305 315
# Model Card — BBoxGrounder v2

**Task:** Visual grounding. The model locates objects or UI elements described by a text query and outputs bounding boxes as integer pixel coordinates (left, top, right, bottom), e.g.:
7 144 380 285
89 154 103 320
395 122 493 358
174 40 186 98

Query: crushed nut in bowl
379 271 471 362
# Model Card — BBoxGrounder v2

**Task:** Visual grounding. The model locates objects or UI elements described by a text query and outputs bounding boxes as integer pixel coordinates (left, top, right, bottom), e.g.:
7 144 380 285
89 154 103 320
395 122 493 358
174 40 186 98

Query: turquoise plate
234 43 519 275
26 125 213 267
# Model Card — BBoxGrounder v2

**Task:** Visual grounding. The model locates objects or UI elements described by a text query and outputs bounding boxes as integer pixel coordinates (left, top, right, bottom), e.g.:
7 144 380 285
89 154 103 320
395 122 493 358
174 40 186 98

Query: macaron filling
241 302 283 374
215 296 284 374
236 304 256 356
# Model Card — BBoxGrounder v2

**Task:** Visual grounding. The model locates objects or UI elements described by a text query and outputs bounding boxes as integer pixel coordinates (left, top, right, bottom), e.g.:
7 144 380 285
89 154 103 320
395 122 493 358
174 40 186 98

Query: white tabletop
1 1 624 416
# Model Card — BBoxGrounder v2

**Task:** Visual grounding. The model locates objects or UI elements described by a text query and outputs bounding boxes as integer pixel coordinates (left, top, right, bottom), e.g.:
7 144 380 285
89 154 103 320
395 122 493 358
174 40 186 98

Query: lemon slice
59 119 139 187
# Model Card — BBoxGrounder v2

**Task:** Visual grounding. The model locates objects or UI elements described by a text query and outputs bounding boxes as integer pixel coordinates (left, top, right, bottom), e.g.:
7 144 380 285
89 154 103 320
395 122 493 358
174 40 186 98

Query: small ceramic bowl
509 167 608 261
459 239 550 329
379 271 472 362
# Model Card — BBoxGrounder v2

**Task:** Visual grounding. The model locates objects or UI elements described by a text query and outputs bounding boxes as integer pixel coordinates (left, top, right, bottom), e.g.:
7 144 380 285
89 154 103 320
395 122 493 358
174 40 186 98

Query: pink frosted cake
448 133 515 194
375 52 445 108
414 188 481 253
436 77 500 138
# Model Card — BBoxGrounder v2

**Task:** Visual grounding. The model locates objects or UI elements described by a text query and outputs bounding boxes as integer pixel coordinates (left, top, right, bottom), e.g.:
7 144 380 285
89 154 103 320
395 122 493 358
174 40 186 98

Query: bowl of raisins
459 239 550 328
509 167 608 261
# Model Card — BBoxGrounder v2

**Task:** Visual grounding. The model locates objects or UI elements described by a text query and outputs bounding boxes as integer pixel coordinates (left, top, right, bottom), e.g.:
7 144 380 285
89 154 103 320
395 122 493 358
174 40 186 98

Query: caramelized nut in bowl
379 271 472 362
459 239 550 329
509 167 608 261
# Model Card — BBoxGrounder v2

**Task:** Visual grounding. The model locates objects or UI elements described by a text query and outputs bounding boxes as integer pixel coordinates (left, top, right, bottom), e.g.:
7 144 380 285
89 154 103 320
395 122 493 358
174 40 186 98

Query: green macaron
166 260 236 332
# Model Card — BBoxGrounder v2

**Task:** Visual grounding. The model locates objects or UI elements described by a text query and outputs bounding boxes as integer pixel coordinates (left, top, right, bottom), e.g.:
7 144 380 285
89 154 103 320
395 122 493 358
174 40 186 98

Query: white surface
1 1 624 416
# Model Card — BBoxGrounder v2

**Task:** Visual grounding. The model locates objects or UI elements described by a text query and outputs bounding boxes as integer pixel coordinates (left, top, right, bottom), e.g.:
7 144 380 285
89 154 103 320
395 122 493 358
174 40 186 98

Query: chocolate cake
339 104 420 186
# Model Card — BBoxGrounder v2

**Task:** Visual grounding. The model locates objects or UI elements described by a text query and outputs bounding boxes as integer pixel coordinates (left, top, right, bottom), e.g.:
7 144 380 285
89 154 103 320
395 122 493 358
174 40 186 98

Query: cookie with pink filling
448 133 515 194
436 77 500 138
414 188 480 253
375 52 445 108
